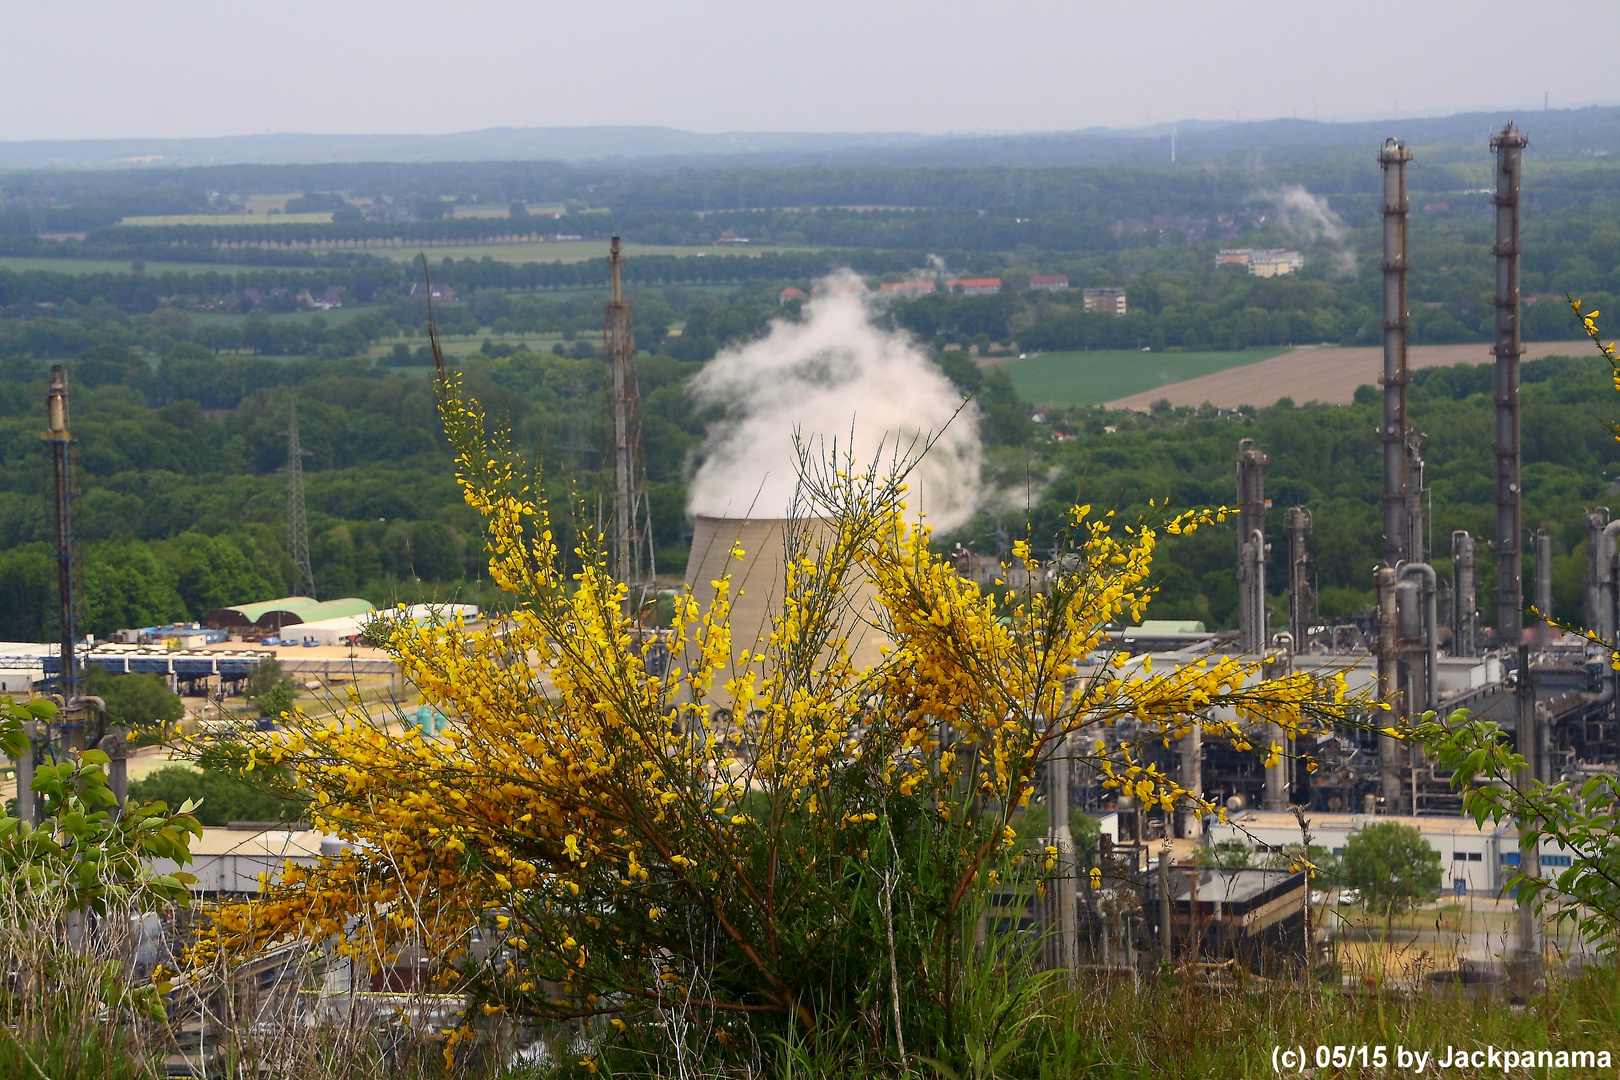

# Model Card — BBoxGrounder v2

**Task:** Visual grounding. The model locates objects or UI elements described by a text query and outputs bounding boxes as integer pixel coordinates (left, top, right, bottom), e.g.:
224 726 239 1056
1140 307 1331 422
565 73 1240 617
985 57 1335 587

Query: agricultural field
119 211 337 226
1105 340 1596 410
368 239 815 263
0 256 267 275
1000 346 1291 407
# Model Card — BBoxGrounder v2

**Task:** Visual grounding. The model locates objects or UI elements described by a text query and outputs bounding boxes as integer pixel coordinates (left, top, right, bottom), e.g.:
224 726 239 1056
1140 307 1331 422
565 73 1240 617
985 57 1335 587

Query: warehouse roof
203 596 317 628
273 598 376 628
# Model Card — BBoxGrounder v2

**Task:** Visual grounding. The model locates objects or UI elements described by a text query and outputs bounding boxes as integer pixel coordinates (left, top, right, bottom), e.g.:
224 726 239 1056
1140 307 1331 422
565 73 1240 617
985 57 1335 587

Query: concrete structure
1081 286 1127 316
682 516 887 713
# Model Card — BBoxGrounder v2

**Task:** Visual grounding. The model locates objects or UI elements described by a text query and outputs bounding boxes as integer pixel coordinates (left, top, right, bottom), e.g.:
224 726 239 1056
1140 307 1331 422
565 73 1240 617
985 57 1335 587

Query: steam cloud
1269 184 1346 242
686 271 983 530
1266 184 1354 273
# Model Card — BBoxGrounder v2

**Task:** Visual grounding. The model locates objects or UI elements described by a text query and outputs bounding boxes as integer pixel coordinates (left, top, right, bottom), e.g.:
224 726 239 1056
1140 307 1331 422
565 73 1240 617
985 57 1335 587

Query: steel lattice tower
602 236 655 601
282 401 316 599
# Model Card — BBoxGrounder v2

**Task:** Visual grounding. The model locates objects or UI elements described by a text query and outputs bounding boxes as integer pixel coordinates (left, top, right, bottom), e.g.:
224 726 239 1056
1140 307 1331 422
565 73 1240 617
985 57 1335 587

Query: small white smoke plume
1269 185 1345 242
1259 184 1353 273
686 271 983 529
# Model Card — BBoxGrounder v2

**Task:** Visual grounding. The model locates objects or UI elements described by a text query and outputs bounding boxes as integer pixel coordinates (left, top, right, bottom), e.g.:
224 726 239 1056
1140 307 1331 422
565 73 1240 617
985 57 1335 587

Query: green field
1001 347 1291 406
370 240 813 264
0 256 267 276
119 212 336 226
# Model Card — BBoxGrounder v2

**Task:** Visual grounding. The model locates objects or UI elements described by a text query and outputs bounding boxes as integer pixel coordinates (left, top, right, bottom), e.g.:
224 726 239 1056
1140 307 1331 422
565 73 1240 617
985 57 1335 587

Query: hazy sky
4 0 1617 141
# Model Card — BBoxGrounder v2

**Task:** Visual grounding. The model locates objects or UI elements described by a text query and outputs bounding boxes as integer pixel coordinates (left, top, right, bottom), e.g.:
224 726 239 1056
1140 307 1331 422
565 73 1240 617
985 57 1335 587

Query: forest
0 320 1613 645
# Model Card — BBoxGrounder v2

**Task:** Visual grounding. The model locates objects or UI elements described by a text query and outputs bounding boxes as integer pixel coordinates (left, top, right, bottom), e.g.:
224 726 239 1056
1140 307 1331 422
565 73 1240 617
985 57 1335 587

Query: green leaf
81 749 110 766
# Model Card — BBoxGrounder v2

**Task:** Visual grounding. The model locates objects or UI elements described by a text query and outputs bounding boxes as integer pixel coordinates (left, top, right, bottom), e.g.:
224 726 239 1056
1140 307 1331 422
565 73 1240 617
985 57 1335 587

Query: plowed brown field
1105 341 1595 411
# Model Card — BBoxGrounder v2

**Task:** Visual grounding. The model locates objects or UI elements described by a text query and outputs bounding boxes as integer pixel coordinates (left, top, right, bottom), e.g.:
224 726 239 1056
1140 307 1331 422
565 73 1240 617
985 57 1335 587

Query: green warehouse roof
274 598 376 628
203 596 318 629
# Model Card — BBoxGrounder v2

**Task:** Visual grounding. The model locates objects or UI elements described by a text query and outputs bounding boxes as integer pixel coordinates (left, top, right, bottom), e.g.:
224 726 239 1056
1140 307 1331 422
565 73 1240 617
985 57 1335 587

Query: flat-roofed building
1206 809 1575 898
1082 286 1128 316
1216 249 1304 277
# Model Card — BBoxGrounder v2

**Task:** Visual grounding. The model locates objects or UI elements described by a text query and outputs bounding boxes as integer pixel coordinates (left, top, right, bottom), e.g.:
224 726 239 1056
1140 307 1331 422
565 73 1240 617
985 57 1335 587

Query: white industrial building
1207 809 1575 899
0 642 56 694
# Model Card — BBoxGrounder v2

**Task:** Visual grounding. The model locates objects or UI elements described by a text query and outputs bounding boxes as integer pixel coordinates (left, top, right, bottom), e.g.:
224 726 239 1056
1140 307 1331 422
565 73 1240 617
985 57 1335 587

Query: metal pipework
1398 562 1439 716
1452 530 1478 657
1492 123 1528 646
1380 138 1414 568
1375 564 1403 811
1532 529 1553 625
1285 507 1312 652
1236 439 1269 652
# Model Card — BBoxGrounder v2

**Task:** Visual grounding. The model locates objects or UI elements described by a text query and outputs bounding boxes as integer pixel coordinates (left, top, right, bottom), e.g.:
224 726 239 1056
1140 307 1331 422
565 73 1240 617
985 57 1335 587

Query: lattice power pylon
281 400 316 599
602 236 656 606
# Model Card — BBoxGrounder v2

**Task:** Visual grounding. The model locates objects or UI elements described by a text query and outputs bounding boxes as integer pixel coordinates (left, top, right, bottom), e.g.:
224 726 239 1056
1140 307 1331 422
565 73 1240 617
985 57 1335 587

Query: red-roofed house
947 278 1002 295
879 280 937 297
1028 275 1069 292
779 287 809 305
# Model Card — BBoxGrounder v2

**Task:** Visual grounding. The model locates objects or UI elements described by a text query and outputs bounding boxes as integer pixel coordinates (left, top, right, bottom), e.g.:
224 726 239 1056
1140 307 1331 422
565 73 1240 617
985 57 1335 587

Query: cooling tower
682 515 889 713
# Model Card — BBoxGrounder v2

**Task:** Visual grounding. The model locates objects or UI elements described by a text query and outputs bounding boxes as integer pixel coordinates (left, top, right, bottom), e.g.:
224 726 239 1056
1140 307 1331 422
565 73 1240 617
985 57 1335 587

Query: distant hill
2 105 1617 172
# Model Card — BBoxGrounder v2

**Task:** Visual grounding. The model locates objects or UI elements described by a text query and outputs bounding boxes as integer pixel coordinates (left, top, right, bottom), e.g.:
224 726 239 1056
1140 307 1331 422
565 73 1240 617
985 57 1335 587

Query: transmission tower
281 400 316 598
602 236 655 603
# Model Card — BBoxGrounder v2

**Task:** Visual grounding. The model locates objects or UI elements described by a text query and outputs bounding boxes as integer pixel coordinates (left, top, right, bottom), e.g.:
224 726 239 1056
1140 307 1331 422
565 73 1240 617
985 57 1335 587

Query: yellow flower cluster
195 371 1366 1034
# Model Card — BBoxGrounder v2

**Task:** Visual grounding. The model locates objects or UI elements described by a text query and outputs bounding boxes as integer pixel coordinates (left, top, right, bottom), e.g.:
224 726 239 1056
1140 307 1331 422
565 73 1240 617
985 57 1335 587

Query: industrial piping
1398 561 1439 716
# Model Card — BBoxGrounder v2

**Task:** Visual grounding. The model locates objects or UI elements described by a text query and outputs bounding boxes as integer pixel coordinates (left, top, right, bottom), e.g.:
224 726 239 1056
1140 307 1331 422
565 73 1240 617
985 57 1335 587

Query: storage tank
682 515 889 714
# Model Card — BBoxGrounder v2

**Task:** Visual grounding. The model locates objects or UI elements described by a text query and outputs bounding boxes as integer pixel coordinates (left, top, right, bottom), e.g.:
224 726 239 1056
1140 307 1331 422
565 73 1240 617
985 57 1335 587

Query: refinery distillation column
1377 139 1412 810
1491 121 1543 987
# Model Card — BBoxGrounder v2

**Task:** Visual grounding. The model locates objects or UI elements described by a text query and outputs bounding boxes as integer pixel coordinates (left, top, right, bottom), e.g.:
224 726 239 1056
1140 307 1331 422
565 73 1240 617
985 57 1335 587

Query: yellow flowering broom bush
197 348 1364 1063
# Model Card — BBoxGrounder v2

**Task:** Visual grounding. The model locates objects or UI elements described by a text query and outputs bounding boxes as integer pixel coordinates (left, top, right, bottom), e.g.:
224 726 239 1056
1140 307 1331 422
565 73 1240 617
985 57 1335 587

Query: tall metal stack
1489 120 1544 985
45 366 76 710
1235 439 1269 652
1379 139 1414 571
1492 123 1529 646
1375 139 1421 813
602 236 655 602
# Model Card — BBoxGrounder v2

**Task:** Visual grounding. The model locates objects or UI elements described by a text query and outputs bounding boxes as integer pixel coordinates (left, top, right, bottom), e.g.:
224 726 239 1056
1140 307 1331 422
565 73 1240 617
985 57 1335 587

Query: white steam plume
1258 184 1353 274
686 271 983 529
1269 184 1346 243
